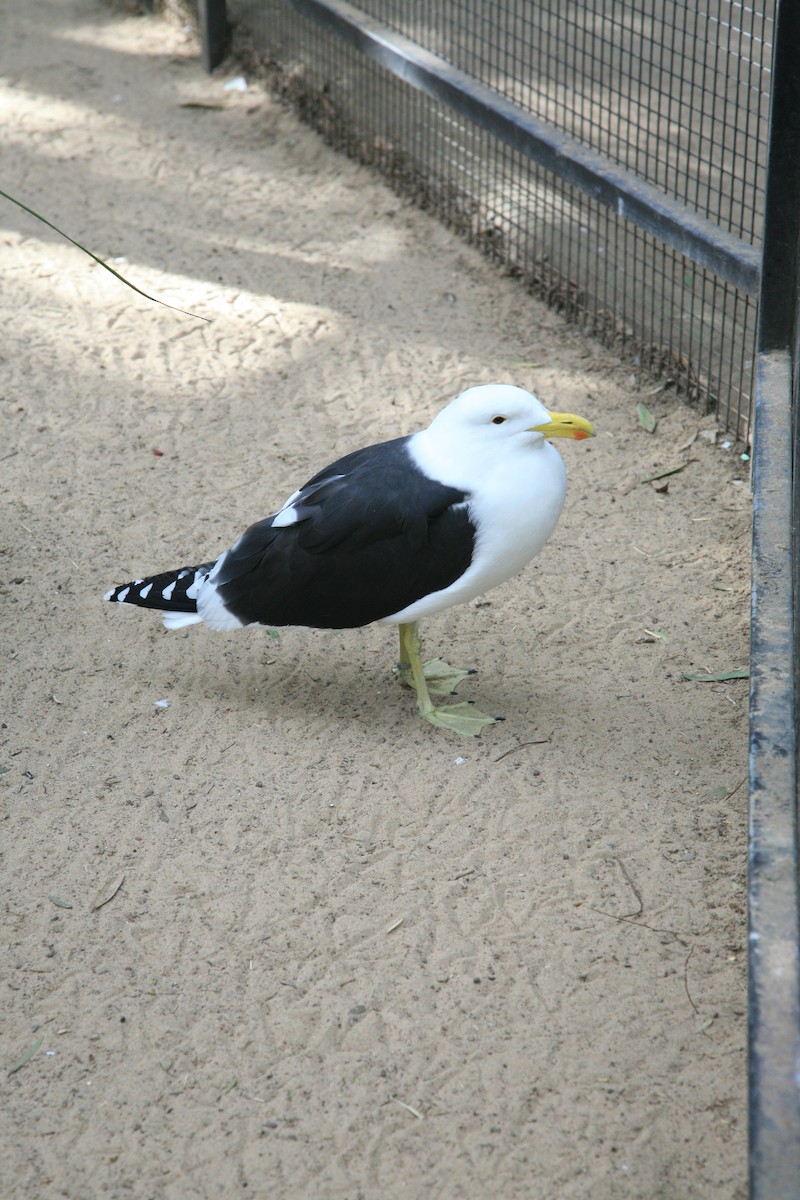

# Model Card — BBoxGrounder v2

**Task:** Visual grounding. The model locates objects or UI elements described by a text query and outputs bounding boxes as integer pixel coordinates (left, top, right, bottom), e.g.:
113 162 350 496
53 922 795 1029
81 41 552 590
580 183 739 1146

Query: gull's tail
104 564 215 630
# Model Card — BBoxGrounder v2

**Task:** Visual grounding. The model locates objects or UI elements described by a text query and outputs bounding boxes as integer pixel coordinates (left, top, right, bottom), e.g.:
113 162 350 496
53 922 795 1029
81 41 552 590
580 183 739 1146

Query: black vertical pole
198 0 229 73
749 0 800 1195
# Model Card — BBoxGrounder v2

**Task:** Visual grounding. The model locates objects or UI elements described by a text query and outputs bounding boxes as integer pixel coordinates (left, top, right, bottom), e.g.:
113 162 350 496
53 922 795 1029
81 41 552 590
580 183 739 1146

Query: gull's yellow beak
531 411 595 440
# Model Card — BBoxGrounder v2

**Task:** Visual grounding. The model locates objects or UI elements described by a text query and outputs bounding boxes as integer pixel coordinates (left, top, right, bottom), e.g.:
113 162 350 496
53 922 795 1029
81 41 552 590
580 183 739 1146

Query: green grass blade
9 1037 43 1075
0 188 208 322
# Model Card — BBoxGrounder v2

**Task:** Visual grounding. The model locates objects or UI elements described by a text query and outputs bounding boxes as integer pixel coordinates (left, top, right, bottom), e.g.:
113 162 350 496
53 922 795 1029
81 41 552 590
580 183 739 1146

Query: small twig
720 777 747 805
494 737 550 763
614 857 644 917
684 945 700 1014
589 907 689 947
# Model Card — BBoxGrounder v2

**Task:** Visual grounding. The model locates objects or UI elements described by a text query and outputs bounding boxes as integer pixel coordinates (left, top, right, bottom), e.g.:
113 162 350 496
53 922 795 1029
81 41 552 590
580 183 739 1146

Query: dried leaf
91 873 125 912
613 471 639 495
48 895 73 909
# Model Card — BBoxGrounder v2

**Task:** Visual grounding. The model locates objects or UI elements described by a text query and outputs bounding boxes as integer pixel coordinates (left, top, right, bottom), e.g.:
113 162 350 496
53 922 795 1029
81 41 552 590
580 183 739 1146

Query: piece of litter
741 452 750 461
154 699 171 709
721 440 732 449
454 756 465 765
223 75 248 92
386 917 404 934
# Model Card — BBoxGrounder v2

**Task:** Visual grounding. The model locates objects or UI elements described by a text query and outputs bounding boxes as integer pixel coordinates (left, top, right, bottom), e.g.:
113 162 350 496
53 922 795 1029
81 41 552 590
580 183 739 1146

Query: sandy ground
1 2 751 1197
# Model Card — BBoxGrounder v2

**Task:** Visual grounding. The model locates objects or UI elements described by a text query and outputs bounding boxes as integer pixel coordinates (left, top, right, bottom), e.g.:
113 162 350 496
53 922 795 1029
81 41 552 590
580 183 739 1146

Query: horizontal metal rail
280 0 761 295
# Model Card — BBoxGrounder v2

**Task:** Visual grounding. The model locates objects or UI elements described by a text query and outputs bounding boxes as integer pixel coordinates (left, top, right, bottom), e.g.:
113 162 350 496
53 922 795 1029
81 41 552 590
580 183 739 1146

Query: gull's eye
491 415 507 425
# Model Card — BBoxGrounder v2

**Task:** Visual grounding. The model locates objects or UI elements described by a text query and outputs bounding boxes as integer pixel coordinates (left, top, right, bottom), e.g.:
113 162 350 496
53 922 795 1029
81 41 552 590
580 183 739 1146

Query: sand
1 2 750 1196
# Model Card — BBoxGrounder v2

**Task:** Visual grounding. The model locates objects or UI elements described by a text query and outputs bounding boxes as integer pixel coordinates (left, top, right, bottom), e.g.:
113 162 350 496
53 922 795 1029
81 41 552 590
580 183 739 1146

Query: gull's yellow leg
396 624 474 695
397 622 496 736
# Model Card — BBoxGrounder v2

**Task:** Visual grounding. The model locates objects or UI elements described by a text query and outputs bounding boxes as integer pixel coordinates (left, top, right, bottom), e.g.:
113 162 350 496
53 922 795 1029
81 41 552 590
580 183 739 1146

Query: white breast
381 436 567 625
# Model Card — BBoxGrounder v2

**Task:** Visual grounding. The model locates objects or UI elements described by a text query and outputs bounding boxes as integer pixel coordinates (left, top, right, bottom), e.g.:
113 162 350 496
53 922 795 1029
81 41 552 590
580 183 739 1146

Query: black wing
214 436 475 629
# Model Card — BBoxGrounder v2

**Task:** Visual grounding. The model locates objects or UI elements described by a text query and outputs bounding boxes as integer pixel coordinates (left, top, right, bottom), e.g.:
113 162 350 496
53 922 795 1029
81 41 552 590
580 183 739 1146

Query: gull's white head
415 384 595 478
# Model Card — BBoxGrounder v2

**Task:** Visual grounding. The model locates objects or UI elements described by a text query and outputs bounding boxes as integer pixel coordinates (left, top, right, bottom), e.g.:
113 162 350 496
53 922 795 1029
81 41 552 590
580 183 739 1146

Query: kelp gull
104 384 594 735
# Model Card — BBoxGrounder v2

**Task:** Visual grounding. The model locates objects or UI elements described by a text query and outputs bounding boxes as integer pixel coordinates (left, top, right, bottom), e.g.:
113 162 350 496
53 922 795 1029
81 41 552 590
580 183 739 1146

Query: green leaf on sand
682 668 749 682
637 402 657 432
9 1038 43 1075
640 461 692 484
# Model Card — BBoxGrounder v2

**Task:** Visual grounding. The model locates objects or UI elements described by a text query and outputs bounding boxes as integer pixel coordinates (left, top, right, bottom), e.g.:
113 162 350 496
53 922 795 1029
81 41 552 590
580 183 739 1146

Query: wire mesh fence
227 0 773 438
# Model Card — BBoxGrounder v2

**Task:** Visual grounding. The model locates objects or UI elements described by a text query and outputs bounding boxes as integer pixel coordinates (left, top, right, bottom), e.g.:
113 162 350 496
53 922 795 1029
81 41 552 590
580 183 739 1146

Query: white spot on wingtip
116 586 130 603
139 582 153 600
272 504 300 528
162 581 176 601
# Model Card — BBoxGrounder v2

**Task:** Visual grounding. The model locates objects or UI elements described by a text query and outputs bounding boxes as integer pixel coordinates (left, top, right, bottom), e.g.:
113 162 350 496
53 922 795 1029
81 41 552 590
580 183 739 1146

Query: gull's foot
395 657 475 696
396 622 496 736
421 701 497 737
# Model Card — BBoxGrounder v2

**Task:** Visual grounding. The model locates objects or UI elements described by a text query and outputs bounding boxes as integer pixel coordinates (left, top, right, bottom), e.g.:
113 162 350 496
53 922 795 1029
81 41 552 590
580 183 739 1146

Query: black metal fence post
749 0 800 1194
199 0 229 73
